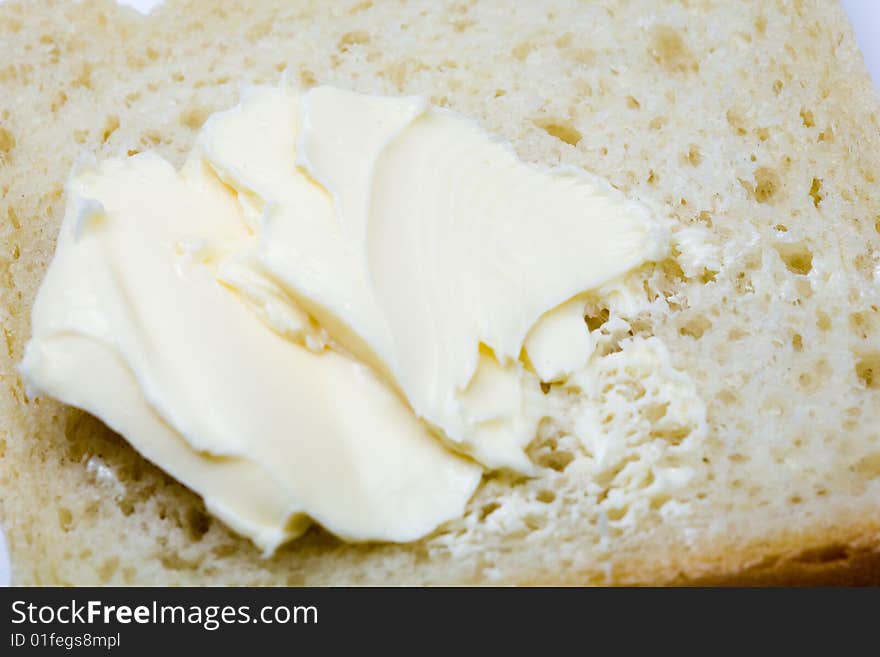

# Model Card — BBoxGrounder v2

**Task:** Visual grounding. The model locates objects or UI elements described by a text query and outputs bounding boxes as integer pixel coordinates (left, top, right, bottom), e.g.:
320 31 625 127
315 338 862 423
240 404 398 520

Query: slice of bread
2 0 880 585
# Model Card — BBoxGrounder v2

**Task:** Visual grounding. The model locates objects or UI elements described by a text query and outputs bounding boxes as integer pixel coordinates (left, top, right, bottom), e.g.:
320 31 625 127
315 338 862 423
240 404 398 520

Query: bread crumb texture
2 0 880 585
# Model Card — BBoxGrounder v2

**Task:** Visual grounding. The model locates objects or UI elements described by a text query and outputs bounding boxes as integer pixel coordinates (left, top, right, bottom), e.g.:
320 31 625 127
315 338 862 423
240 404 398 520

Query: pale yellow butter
524 297 595 382
20 153 481 555
203 85 667 470
20 83 668 552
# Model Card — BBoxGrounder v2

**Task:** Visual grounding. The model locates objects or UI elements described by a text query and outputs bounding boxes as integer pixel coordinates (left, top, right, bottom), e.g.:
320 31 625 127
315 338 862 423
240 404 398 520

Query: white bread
1 0 879 585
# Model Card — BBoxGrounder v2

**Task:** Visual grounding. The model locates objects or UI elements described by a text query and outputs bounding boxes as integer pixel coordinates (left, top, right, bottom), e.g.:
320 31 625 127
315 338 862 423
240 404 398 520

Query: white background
0 0 877 587
842 0 880 89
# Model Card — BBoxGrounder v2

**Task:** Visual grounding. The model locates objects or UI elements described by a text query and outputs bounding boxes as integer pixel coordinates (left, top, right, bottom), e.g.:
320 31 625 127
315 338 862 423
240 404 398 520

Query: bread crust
687 545 880 586
669 526 880 586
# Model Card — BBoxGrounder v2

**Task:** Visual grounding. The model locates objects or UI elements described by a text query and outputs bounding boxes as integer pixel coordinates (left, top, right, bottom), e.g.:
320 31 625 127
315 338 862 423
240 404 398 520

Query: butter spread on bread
20 83 667 552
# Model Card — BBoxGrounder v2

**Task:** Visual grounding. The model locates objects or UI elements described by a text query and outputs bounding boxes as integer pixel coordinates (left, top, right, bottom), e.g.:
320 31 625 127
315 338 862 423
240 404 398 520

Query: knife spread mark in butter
20 83 668 553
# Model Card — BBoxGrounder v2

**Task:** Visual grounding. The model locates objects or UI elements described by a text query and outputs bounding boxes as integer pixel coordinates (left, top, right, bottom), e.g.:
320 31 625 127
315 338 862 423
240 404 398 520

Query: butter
21 153 480 554
525 297 594 382
21 82 668 552
202 84 667 470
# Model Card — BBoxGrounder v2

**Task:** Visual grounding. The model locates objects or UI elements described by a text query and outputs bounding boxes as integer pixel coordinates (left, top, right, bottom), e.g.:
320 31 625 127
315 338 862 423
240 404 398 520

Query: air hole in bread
536 489 556 504
117 498 135 516
605 505 628 522
798 372 814 391
855 351 880 389
185 506 212 540
98 557 119 582
849 312 871 338
754 15 767 35
512 40 536 61
0 126 15 154
648 26 698 74
101 115 119 143
554 32 573 49
800 108 815 128
775 242 813 275
72 62 92 89
584 307 609 332
479 502 500 520
246 20 273 43
58 506 73 531
809 177 823 207
650 426 690 446
649 493 671 511
532 118 582 147
140 129 164 147
160 554 201 571
523 513 546 530
726 108 748 136
338 30 370 51
754 166 780 203
679 315 711 339
179 106 209 130
50 90 67 112
527 435 575 472
853 452 880 477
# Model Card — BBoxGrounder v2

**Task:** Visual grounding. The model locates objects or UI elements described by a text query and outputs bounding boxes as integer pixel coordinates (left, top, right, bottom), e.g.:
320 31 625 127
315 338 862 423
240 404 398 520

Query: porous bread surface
1 0 879 585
